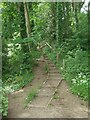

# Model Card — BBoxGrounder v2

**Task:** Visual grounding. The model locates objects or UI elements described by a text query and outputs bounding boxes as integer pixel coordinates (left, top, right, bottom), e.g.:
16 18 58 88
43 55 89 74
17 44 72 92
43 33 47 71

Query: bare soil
7 56 88 118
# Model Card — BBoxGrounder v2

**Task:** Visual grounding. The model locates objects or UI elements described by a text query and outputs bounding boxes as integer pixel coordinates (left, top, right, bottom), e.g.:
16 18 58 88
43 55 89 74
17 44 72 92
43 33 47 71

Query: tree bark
72 2 79 30
50 3 57 43
56 2 63 45
24 2 31 38
18 2 29 53
75 3 79 30
19 2 27 38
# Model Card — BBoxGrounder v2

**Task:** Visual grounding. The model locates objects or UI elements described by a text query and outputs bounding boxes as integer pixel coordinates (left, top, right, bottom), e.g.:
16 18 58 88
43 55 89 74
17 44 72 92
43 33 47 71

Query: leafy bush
70 73 88 100
0 82 8 117
3 71 34 91
2 39 41 116
45 44 89 101
63 49 88 100
64 49 88 79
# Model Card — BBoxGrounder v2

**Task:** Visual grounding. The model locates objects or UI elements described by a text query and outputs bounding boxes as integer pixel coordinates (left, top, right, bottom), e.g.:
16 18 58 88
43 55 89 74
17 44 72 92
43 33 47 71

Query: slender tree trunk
88 2 90 109
18 2 29 53
19 2 27 38
23 2 31 52
50 3 57 43
24 2 31 38
62 3 66 38
75 3 79 30
88 2 90 52
65 3 72 37
66 3 69 35
28 3 34 32
72 2 79 30
56 2 63 45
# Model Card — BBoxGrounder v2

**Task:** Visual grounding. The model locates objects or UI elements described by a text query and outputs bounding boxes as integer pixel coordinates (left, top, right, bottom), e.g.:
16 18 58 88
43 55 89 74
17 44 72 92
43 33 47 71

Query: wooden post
63 59 65 69
56 53 60 63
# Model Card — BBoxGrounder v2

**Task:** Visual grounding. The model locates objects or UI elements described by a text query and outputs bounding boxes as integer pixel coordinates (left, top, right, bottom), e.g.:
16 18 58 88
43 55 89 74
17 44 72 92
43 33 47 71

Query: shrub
0 84 8 117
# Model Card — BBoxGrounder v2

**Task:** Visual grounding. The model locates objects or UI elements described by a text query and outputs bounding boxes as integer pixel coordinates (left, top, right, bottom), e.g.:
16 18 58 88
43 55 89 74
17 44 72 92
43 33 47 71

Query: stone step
49 70 59 72
38 87 55 97
49 72 60 74
49 74 61 77
28 96 51 108
49 68 58 71
44 58 49 60
49 66 57 68
47 63 54 65
48 64 55 66
43 80 61 88
48 77 61 81
48 65 57 70
49 71 59 73
45 58 50 61
49 69 60 74
48 62 54 64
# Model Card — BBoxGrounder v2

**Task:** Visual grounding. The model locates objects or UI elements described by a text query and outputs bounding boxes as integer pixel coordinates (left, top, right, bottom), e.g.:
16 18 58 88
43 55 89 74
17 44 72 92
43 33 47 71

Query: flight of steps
28 56 62 108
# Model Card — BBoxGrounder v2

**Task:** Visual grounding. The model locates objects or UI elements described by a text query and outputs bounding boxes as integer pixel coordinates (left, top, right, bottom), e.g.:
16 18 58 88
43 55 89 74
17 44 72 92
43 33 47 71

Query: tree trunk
28 2 34 32
75 3 79 30
19 2 27 38
72 2 79 30
65 3 72 38
18 2 29 53
24 2 31 38
56 2 63 45
50 3 57 43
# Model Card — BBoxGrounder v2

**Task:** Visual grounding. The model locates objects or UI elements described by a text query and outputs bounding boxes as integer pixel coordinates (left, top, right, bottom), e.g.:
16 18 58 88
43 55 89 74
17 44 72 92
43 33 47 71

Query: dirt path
7 56 88 118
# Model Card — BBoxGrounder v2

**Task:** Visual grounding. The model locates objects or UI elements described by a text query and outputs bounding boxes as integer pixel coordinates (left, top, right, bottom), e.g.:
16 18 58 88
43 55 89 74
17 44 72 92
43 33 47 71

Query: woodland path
7 56 88 118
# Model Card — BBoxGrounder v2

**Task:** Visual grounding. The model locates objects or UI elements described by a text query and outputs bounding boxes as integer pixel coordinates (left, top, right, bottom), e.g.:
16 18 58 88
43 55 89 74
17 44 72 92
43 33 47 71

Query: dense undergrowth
44 38 89 101
1 40 41 116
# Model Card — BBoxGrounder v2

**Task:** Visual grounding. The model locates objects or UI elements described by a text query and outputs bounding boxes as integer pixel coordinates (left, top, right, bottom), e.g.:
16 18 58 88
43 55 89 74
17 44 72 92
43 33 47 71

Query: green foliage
45 43 89 101
32 3 51 42
2 3 20 39
44 63 49 74
5 72 34 90
44 47 57 64
1 2 88 117
63 49 88 100
53 94 60 99
0 82 8 117
25 89 38 107
70 73 88 100
2 90 8 116
74 13 88 39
